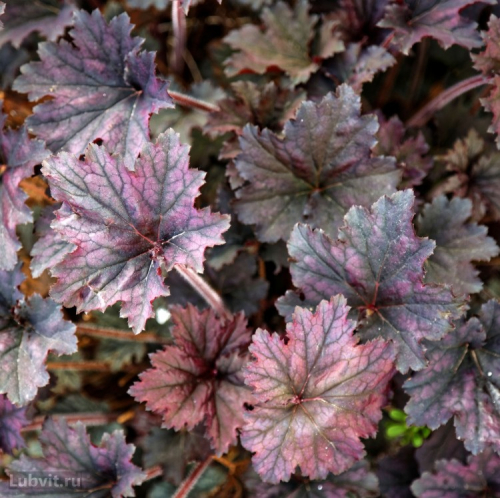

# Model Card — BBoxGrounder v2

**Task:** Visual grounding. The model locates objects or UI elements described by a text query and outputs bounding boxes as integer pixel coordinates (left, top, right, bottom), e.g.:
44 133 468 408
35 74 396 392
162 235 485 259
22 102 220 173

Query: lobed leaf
0 107 49 270
473 16 500 149
1 418 146 497
404 300 500 454
13 9 173 169
224 0 344 85
411 449 500 497
129 304 253 454
0 265 77 405
0 0 76 49
277 190 467 373
0 394 27 454
378 0 494 55
374 114 433 188
437 129 500 221
241 297 395 483
42 130 229 333
204 81 305 159
416 196 498 294
232 85 399 242
324 44 396 93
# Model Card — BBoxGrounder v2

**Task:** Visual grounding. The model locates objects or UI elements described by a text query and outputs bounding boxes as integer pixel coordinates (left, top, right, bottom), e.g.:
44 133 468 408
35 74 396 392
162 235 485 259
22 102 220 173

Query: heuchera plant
3 0 500 496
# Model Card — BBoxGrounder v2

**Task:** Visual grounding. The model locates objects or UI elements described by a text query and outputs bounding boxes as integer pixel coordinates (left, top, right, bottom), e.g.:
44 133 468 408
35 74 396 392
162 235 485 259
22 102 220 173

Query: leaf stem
406 74 490 128
174 264 232 320
46 360 111 372
171 1 187 75
21 412 118 433
169 90 220 113
76 324 170 343
172 456 213 498
143 465 164 482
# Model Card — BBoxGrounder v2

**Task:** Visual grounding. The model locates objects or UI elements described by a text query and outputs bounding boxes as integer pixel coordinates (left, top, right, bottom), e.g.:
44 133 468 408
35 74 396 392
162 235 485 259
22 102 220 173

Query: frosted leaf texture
241 297 395 483
277 190 466 372
233 85 399 242
13 9 173 169
42 130 229 333
0 265 77 405
404 299 500 455
2 418 146 497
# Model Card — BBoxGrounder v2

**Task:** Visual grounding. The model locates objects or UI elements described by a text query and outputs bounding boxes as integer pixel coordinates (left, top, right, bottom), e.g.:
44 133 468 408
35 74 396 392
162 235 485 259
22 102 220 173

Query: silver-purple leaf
241 297 395 483
0 0 77 49
411 449 500 497
416 196 499 294
233 85 399 243
378 0 495 55
0 266 77 405
0 108 49 270
324 43 396 93
42 130 229 333
2 418 146 497
374 114 433 188
13 9 173 169
0 394 27 454
277 190 467 373
404 300 500 455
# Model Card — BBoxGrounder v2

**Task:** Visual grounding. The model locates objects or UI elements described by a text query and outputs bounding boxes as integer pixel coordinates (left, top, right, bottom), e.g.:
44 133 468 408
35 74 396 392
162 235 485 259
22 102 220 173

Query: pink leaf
241 297 395 483
129 305 253 454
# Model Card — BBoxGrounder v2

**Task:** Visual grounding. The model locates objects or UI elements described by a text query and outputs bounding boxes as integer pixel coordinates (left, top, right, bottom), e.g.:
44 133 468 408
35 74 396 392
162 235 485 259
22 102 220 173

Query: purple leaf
473 15 500 148
13 9 173 169
224 0 344 85
0 265 77 405
204 81 305 160
232 85 399 243
416 196 498 294
411 449 500 497
0 0 77 49
436 129 500 221
0 107 49 270
324 43 396 93
374 114 433 188
129 304 253 455
2 418 146 497
404 300 500 454
30 204 75 278
378 0 494 55
241 297 395 483
0 394 28 454
277 190 467 373
330 0 390 42
42 130 229 333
